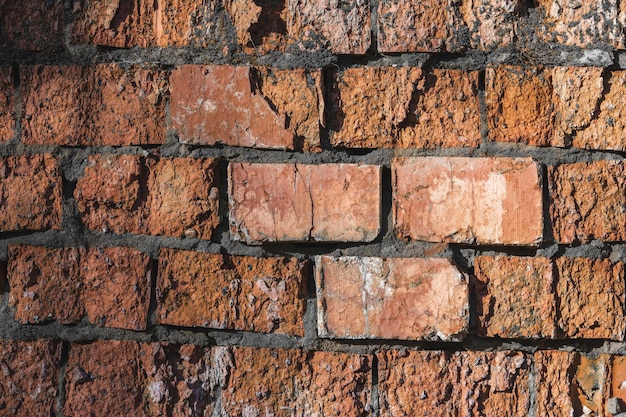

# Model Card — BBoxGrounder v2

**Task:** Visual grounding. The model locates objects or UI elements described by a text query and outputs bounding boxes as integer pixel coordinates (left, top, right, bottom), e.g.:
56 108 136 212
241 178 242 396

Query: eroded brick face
0 66 14 142
0 0 64 51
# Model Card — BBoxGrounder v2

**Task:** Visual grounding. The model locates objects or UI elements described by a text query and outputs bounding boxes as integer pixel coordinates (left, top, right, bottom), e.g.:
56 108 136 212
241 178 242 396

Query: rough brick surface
475 256 557 338
486 66 555 146
0 155 62 233
287 0 371 54
316 256 469 341
8 245 84 324
170 65 322 150
329 67 480 148
0 339 61 417
555 257 626 340
534 351 577 417
393 157 543 245
0 0 64 51
610 355 626 412
378 350 531 417
377 0 522 52
220 347 371 416
549 161 626 243
229 163 381 243
157 248 307 335
22 64 167 146
0 66 14 142
82 247 152 331
147 157 220 240
574 355 609 415
75 155 219 239
535 0 625 48
153 0 218 47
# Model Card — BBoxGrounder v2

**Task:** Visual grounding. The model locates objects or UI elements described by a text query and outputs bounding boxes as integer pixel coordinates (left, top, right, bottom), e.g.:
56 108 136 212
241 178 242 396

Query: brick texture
229 162 381 243
328 67 480 148
393 157 543 245
0 155 62 233
157 248 307 335
22 64 167 146
0 339 62 417
0 0 64 51
8 245 152 330
316 256 469 341
75 155 219 239
0 66 14 142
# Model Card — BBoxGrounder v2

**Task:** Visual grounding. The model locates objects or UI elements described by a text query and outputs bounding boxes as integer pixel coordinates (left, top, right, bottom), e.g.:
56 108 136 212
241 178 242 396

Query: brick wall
2 1 626 416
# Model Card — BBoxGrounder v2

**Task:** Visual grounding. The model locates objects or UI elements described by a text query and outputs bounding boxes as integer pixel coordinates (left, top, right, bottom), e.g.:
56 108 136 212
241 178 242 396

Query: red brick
393 157 543 245
555 257 626 340
22 64 167 146
223 0 280 53
220 346 371 416
8 245 85 324
377 0 522 52
535 0 625 48
75 155 219 239
0 155 62 233
170 65 322 150
0 0 64 51
549 161 626 243
475 256 557 339
0 66 14 142
146 157 219 240
82 247 152 331
316 256 469 341
153 0 218 47
75 154 147 235
229 162 381 243
534 351 578 417
0 339 62 417
328 67 480 148
286 0 371 54
157 248 307 335
378 350 531 417
610 356 626 413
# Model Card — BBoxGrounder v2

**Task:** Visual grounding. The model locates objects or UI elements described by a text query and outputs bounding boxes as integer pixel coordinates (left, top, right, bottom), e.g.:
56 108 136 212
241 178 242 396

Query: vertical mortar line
319 67 334 151
147 256 159 337
540 163 555 245
527 349 537 417
369 0 378 55
371 352 379 417
380 166 393 246
55 340 71 417
301 258 319 348
477 69 489 150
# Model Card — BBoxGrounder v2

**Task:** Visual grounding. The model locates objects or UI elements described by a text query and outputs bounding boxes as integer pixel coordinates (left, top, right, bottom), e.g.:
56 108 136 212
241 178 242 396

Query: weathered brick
0 339 62 417
170 65 321 150
377 0 522 52
220 346 371 416
555 257 626 340
223 0 283 53
610 355 626 413
0 155 62 233
486 66 556 147
329 67 480 148
0 0 64 51
316 256 469 341
157 248 307 335
75 155 219 239
75 154 147 235
229 162 381 243
286 0 371 54
8 245 84 324
0 66 14 142
535 0 625 48
147 157 219 240
65 341 219 417
549 161 626 243
378 350 531 417
82 247 152 331
575 355 610 415
534 351 578 417
475 256 557 338
393 157 543 245
153 0 218 47
22 64 167 146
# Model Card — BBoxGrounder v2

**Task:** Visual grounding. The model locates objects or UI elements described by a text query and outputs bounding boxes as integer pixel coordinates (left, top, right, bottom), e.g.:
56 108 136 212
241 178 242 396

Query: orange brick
0 0 64 51
556 257 626 340
316 256 469 341
328 67 480 148
0 339 62 417
534 351 578 417
22 64 167 146
393 157 543 245
229 162 381 243
475 256 557 338
0 66 14 142
221 347 371 416
0 155 62 232
549 161 626 243
157 248 307 335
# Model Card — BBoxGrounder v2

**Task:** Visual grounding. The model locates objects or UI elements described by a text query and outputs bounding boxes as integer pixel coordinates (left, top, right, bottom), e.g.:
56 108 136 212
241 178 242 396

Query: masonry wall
3 1 626 416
